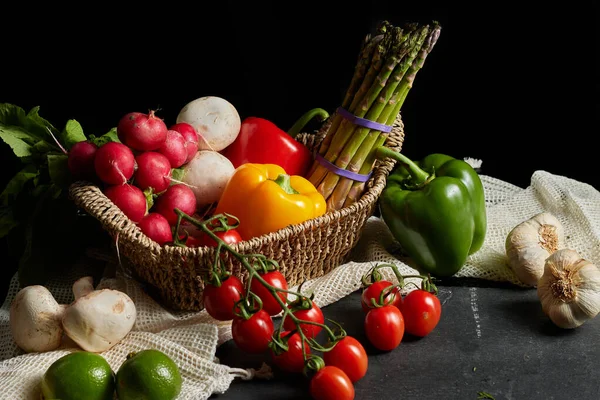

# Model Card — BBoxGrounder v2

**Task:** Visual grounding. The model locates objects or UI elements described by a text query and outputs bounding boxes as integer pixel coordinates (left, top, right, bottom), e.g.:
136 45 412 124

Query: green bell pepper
376 147 487 277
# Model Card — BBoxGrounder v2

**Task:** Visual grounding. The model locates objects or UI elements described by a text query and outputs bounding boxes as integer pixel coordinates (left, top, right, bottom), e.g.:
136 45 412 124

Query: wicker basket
68 113 405 311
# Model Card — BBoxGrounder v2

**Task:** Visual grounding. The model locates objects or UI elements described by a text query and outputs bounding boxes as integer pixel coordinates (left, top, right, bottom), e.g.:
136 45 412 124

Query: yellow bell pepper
214 163 326 240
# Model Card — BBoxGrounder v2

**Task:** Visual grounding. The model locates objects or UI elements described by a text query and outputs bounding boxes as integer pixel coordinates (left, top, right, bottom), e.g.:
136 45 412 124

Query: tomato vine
172 209 347 375
171 210 444 398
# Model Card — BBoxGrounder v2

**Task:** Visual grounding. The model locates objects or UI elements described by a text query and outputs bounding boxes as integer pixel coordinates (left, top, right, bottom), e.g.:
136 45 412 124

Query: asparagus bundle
306 20 441 211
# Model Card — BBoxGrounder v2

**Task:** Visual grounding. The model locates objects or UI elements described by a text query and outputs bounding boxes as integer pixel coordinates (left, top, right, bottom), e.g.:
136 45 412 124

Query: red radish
158 129 188 168
134 151 172 193
94 142 136 185
138 213 173 245
104 184 147 223
117 110 168 151
68 141 98 181
153 184 197 225
170 122 198 163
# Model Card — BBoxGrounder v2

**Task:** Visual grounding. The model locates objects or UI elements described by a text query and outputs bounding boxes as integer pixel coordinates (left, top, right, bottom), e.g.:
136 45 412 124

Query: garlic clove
505 212 565 287
62 288 137 353
9 285 66 353
537 249 600 329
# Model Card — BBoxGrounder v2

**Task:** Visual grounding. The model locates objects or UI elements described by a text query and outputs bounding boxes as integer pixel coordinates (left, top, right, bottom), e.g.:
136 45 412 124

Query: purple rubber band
336 107 393 133
315 153 373 182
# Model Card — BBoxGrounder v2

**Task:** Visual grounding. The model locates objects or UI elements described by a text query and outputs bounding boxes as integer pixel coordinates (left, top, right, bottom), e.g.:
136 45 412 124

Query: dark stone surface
212 281 600 400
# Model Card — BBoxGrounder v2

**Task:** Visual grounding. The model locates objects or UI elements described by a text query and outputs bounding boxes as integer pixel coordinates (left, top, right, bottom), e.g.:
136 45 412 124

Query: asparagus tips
395 22 442 110
342 34 384 110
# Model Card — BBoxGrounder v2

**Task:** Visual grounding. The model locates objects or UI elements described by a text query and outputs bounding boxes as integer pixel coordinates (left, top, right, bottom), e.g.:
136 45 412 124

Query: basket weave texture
68 114 405 311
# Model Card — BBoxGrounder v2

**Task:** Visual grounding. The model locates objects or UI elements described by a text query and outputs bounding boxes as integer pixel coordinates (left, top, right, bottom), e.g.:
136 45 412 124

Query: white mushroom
176 96 241 151
62 276 137 353
9 277 137 354
9 285 66 353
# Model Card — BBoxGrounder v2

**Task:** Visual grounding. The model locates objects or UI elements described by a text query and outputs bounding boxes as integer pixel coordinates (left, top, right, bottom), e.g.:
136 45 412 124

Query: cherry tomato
401 289 442 337
361 280 402 312
322 336 368 383
283 300 324 338
197 228 243 247
364 305 405 351
202 275 244 321
309 365 355 400
231 309 274 354
271 331 309 374
250 270 289 316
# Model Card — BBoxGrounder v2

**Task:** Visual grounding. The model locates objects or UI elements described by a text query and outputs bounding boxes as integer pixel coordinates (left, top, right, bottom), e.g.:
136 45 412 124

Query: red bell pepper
221 108 329 178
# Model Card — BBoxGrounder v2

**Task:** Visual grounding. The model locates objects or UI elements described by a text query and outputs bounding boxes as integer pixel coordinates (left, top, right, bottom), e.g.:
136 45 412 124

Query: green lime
41 351 115 400
116 349 182 400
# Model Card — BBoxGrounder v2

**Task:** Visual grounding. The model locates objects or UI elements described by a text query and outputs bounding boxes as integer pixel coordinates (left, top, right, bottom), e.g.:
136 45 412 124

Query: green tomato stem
368 283 402 308
303 354 326 377
369 262 438 294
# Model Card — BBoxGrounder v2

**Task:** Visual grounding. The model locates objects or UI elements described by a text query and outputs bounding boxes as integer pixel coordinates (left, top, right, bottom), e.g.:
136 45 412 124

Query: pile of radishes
67 96 242 247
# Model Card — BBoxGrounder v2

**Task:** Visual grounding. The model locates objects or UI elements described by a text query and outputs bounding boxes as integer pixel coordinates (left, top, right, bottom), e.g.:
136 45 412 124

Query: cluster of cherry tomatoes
205 269 370 400
197 221 369 400
197 223 442 400
361 266 442 352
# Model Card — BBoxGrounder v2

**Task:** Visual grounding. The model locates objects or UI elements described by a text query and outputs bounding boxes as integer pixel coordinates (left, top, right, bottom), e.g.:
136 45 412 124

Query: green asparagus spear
343 24 442 207
317 20 392 158
312 31 385 171
310 30 394 174
320 26 426 202
307 20 441 211
394 22 442 110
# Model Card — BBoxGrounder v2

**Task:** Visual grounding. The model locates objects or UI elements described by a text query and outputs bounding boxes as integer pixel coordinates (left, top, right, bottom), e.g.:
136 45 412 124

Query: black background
1 2 597 290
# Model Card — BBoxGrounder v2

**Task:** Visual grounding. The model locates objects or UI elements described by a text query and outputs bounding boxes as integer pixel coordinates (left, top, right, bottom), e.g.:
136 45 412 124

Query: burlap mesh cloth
0 170 598 399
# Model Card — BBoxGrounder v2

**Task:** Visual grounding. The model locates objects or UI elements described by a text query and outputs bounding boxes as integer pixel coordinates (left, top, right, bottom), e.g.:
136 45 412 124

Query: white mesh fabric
0 265 267 400
300 171 599 310
0 170 598 399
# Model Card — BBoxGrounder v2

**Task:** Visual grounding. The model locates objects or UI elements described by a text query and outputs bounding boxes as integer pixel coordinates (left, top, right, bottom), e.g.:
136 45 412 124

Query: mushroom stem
73 276 95 300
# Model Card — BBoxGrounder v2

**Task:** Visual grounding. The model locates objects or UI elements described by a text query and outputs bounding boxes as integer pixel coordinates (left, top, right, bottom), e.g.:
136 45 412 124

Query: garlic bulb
505 212 565 286
537 249 600 329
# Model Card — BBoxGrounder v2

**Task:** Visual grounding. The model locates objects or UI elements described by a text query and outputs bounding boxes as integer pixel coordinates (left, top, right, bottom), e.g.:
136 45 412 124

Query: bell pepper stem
287 108 330 139
273 174 300 194
375 146 431 185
